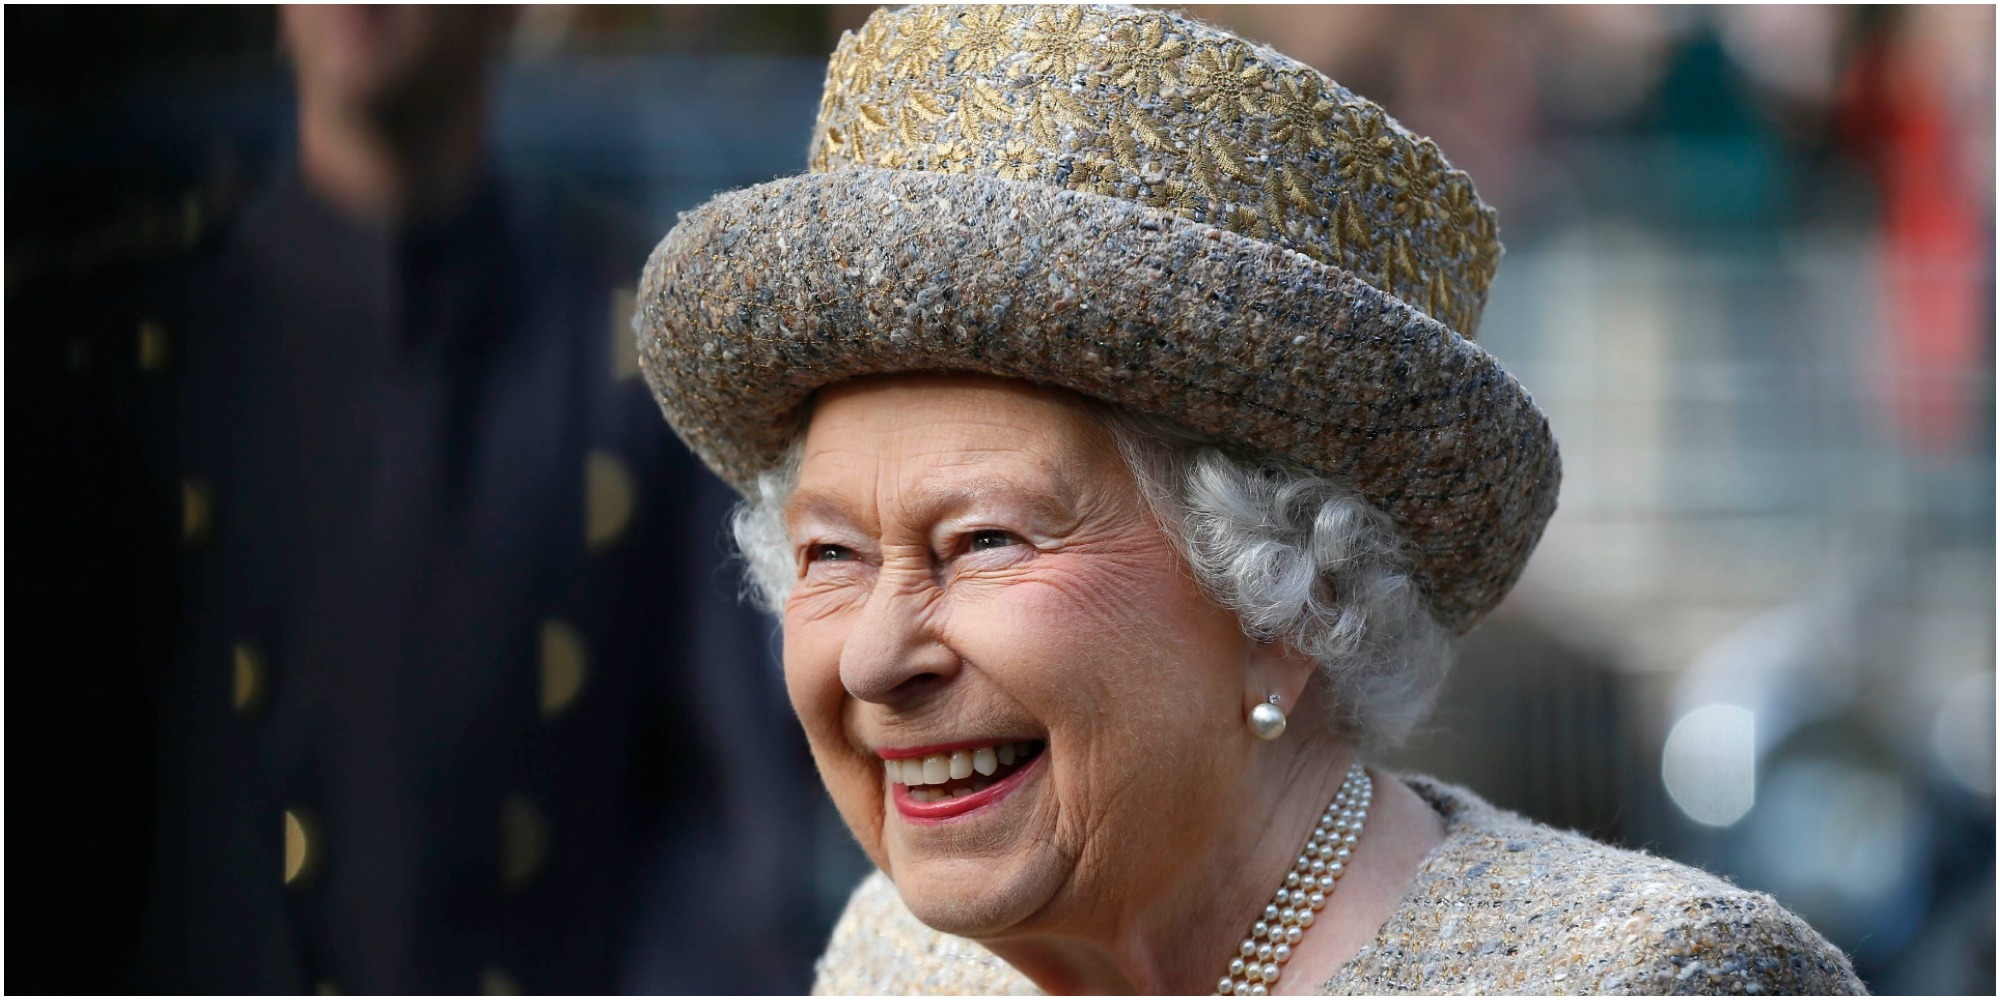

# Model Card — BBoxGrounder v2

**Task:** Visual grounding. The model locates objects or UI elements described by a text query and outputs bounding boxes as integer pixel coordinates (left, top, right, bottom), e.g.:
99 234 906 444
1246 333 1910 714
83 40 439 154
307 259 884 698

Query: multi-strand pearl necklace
1216 762 1372 996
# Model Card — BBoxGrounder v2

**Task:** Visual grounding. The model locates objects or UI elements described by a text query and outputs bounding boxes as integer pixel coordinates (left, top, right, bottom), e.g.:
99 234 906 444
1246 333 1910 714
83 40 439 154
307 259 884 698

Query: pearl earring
1249 693 1287 741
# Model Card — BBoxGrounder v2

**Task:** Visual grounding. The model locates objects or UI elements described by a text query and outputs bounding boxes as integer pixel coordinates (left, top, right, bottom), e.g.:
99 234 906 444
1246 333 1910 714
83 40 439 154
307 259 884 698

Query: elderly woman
636 6 1863 995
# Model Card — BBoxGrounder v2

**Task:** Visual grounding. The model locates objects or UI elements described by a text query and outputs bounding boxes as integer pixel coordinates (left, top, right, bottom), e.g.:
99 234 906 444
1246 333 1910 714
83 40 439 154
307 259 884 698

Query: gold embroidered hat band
636 4 1561 633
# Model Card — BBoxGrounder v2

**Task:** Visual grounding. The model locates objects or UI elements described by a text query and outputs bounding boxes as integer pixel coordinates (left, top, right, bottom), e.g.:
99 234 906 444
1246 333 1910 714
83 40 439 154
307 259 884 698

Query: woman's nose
838 569 959 704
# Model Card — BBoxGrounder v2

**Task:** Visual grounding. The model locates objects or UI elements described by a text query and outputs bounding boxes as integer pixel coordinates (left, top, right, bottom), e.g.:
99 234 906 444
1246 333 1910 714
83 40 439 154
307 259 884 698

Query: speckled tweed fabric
810 776 1866 996
635 4 1561 633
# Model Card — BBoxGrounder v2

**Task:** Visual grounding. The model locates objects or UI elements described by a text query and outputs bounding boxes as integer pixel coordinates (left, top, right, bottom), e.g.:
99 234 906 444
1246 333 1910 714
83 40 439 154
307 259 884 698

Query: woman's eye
808 543 856 563
967 530 1019 552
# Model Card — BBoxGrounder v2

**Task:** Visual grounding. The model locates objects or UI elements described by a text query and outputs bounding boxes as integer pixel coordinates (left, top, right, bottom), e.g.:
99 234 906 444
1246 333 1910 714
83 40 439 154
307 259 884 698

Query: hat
636 4 1559 634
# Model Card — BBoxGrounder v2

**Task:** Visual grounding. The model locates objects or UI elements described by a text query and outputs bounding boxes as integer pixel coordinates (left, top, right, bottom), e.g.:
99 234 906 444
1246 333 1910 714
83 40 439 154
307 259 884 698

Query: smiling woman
739 375 1448 989
632 4 1865 995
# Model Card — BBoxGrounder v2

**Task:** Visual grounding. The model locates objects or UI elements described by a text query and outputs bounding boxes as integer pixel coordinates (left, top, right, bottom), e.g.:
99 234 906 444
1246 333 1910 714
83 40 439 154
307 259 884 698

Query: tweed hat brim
637 166 1558 634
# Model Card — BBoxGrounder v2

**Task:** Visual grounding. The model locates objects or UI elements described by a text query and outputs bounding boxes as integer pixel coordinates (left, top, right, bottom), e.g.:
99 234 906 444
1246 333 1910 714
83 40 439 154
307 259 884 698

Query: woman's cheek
962 546 1187 646
781 609 893 865
782 600 855 740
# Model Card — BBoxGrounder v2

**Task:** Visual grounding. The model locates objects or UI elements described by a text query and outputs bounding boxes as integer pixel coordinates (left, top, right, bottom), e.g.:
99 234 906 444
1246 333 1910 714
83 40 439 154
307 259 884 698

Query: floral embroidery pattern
1020 5 1093 82
810 4 1500 337
883 5 949 77
1106 15 1186 99
951 5 1016 75
995 140 1043 182
1332 104 1395 192
1185 40 1268 118
1270 73 1339 158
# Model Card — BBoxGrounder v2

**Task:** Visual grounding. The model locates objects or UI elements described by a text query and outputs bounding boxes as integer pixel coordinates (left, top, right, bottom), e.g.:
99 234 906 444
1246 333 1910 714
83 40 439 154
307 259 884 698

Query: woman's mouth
881 740 1046 820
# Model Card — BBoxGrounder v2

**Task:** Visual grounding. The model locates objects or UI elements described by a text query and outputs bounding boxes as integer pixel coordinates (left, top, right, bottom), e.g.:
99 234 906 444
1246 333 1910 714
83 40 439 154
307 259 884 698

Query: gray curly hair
727 403 1453 749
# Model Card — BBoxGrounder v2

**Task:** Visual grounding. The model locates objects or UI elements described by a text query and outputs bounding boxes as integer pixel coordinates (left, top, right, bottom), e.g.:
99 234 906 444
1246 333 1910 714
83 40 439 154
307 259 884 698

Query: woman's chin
888 852 1064 940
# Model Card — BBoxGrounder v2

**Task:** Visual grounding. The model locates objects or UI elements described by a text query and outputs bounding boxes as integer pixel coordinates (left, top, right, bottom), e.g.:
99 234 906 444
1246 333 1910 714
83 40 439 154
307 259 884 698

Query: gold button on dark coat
584 450 635 552
610 286 640 382
137 319 170 372
499 794 549 890
232 642 266 717
283 808 316 887
538 620 587 719
180 478 214 546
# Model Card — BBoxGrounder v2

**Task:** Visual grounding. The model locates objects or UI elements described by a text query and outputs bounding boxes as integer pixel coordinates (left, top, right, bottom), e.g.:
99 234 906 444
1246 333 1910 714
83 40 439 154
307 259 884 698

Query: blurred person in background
11 5 820 993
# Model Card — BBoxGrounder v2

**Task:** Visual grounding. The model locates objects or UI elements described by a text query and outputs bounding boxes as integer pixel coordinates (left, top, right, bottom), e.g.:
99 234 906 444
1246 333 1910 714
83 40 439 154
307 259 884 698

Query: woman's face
782 374 1259 938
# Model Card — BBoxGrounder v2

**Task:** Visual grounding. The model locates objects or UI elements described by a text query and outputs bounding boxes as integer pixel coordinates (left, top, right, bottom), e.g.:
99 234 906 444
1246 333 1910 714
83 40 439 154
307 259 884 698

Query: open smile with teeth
884 741 1046 803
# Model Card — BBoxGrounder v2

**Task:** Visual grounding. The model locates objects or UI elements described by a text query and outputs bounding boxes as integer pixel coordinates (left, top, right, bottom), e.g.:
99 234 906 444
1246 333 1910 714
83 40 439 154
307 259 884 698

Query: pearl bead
1233 981 1250 996
1274 943 1292 963
1318 874 1336 891
1249 984 1267 997
1309 858 1326 874
1256 943 1274 963
1279 907 1296 924
1249 702 1286 740
1298 909 1315 928
1219 978 1235 995
1327 860 1343 877
1264 904 1280 922
1263 963 1280 983
1284 925 1303 945
1253 919 1270 939
1284 871 1300 888
1230 958 1246 977
1241 938 1258 957
1245 963 1263 983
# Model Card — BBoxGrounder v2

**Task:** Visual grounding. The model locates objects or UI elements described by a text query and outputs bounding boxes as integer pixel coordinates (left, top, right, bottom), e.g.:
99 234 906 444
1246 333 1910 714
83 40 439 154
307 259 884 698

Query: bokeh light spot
1662 703 1758 826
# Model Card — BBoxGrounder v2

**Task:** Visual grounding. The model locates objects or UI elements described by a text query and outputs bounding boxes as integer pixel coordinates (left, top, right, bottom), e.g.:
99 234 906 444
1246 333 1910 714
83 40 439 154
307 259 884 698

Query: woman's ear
1242 634 1318 731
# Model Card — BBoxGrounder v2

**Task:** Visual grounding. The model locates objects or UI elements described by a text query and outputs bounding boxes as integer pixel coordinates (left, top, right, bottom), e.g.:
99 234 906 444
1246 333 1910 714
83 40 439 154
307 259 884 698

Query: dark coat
18 170 825 994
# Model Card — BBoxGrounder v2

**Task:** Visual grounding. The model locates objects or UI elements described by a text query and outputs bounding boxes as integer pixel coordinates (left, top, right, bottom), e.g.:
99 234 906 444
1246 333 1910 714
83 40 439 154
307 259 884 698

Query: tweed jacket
811 776 1866 995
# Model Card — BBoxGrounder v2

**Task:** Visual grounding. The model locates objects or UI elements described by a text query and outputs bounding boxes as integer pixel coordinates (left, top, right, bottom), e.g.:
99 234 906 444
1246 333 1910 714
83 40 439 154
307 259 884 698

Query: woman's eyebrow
785 489 863 530
903 477 1076 526
786 465 1089 532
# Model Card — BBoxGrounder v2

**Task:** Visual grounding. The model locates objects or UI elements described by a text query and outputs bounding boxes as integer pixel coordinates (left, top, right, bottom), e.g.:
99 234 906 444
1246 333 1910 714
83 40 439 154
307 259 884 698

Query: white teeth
885 741 1041 787
951 787 972 798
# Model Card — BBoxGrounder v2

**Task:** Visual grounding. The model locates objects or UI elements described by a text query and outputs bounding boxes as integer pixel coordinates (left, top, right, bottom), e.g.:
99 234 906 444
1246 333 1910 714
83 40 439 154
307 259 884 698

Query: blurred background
8 4 1992 995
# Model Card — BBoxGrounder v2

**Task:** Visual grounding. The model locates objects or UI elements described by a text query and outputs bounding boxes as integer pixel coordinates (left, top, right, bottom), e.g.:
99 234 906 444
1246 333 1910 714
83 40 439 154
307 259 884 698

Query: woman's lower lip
891 750 1046 823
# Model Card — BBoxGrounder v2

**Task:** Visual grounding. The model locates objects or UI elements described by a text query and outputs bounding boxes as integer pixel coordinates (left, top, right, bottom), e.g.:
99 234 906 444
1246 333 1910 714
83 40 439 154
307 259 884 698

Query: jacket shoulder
1336 777 1866 995
812 871 1039 996
1601 882 1866 995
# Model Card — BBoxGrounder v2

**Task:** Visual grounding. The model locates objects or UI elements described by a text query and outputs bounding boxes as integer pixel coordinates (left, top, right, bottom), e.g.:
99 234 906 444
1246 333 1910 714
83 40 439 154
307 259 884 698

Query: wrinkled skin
782 373 1394 992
